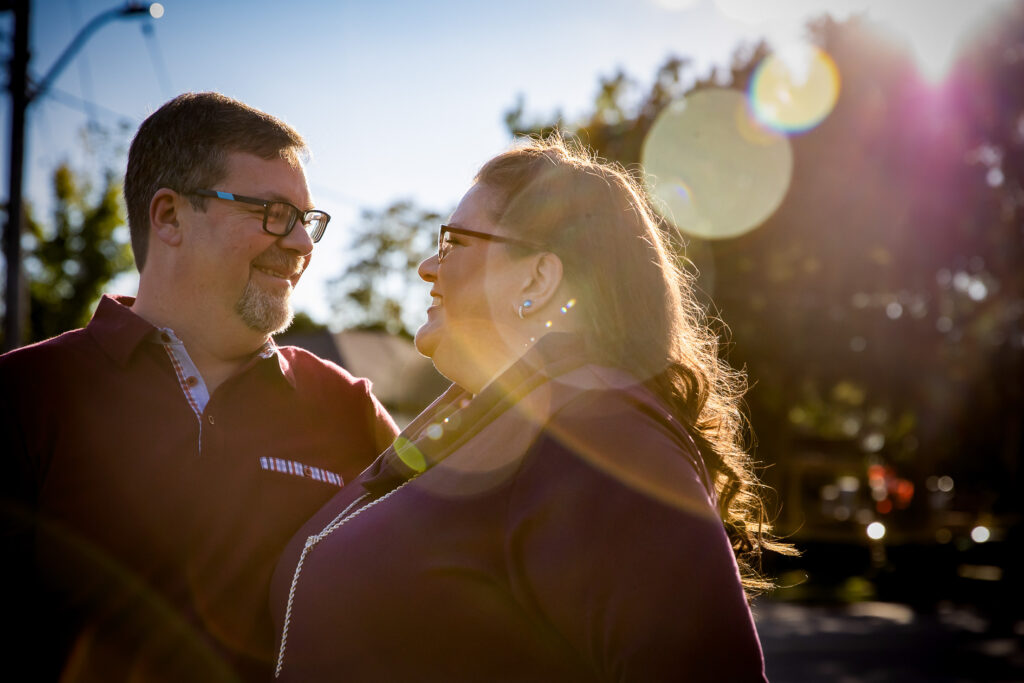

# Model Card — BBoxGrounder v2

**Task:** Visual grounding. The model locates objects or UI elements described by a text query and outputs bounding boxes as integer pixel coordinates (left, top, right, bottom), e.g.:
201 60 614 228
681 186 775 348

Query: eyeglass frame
437 224 546 263
187 189 331 243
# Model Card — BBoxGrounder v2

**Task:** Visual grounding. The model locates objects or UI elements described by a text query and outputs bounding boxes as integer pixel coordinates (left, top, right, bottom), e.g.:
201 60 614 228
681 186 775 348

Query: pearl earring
517 300 533 319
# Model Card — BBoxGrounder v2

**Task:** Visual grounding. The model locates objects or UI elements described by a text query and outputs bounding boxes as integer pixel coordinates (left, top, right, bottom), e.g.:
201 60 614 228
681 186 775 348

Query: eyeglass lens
265 202 329 242
265 202 298 234
438 228 451 261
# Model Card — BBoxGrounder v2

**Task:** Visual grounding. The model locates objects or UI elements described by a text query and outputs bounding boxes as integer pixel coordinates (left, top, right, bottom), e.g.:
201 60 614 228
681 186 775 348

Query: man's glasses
190 189 331 243
438 224 544 262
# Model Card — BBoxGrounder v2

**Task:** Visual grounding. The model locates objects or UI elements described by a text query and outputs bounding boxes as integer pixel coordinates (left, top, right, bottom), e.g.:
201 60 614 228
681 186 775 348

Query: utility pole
3 0 30 352
2 1 158 352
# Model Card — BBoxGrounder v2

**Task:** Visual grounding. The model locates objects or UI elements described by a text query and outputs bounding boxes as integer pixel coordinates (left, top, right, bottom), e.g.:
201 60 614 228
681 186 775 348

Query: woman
270 136 785 681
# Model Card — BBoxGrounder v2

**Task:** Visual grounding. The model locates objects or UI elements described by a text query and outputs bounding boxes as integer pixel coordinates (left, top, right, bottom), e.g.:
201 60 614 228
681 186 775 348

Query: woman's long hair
476 134 794 596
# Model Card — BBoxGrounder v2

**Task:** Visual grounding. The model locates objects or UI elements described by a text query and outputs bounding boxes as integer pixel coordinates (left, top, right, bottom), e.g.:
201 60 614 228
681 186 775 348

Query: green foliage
328 200 440 338
286 310 329 335
23 163 134 342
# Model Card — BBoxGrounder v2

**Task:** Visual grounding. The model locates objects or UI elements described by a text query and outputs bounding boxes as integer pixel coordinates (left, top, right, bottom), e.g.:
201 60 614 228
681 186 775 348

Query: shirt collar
266 337 298 389
87 295 157 367
86 294 296 388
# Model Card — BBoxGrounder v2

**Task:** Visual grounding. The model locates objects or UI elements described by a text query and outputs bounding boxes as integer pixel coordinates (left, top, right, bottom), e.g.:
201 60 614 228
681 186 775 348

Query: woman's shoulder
526 381 714 512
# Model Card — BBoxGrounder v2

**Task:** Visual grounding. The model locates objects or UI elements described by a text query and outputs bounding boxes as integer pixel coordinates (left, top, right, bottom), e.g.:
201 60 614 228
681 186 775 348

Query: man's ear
149 188 183 247
519 252 565 311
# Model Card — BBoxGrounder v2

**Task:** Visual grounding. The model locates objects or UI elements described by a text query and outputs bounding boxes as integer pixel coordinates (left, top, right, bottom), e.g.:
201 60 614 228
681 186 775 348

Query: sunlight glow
649 0 701 10
149 3 165 19
711 1 1007 85
713 0 772 25
874 0 1004 83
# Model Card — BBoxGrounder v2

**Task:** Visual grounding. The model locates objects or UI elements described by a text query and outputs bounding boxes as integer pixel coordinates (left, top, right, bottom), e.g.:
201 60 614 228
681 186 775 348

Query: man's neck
131 291 269 395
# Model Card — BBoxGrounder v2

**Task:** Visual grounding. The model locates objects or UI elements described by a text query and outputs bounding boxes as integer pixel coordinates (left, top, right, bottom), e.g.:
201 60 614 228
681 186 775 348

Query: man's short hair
124 92 308 270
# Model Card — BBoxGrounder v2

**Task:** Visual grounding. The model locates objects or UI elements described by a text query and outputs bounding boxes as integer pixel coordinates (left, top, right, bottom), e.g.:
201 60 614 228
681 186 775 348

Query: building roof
277 328 449 428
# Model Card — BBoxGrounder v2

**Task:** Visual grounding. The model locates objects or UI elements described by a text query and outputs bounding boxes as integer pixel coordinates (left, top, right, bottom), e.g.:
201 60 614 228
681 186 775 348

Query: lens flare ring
642 88 793 240
749 44 840 134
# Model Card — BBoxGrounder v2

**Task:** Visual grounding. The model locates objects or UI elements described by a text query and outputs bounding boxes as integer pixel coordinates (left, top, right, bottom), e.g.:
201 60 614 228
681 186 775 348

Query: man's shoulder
0 295 137 375
0 330 100 411
276 344 368 391
0 327 94 374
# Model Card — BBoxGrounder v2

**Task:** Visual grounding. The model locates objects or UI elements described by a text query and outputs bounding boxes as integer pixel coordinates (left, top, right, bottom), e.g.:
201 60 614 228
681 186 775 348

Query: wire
140 22 173 98
39 86 139 127
67 0 100 128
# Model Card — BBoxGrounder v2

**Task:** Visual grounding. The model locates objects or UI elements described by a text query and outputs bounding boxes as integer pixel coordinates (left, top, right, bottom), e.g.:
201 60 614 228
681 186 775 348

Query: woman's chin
414 323 440 359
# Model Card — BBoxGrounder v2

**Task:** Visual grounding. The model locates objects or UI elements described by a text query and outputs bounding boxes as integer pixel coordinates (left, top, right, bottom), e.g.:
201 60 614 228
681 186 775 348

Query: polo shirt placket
155 327 214 453
154 328 281 458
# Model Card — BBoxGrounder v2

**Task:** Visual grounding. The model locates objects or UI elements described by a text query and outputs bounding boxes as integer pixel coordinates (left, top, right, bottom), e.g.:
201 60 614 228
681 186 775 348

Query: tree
22 162 134 343
508 8 1024 539
328 200 440 338
323 7 1023 544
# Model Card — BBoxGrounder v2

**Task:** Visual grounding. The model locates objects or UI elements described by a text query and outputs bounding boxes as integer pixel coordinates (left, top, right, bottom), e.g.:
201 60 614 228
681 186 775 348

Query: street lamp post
2 1 158 352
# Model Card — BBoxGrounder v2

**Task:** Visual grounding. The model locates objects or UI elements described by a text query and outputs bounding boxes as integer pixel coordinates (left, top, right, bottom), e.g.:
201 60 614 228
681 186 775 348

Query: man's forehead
222 150 312 205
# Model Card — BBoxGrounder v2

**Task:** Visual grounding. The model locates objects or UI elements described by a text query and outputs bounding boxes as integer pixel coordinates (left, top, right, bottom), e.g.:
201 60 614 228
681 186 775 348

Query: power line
37 85 140 127
67 0 100 127
140 21 172 97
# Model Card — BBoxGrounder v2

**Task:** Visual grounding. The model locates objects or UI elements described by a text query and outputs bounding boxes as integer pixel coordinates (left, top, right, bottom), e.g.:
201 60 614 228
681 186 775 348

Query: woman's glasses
437 224 544 262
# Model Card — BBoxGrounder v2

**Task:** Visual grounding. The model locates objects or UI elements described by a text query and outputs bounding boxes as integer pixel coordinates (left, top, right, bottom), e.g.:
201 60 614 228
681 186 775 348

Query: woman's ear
518 252 565 312
149 188 183 247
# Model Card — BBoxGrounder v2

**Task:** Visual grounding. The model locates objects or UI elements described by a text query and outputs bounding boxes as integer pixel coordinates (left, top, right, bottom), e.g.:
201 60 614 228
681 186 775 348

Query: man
0 92 398 681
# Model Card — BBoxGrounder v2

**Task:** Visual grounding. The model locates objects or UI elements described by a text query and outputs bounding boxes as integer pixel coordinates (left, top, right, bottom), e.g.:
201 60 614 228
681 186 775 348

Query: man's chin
262 308 295 335
237 282 293 335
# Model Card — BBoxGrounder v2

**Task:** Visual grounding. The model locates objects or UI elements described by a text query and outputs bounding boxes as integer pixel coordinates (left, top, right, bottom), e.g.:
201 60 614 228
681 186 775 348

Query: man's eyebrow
256 190 314 210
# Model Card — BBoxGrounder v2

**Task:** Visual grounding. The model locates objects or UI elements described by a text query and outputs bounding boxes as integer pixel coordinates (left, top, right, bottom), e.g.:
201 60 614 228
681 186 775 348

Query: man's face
180 151 315 336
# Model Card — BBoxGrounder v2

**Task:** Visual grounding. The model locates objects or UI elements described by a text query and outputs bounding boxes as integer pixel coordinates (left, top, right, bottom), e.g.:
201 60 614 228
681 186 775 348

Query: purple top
270 336 767 682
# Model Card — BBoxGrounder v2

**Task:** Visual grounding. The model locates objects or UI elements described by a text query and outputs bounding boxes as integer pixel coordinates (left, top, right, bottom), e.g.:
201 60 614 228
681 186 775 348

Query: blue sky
3 0 1003 323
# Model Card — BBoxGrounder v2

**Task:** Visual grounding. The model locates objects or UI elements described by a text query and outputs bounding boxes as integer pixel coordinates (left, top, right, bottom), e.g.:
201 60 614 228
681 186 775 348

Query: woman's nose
417 253 439 282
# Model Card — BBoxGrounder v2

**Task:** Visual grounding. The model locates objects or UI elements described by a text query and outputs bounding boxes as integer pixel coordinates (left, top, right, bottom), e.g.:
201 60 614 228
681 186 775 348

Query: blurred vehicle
771 437 1020 628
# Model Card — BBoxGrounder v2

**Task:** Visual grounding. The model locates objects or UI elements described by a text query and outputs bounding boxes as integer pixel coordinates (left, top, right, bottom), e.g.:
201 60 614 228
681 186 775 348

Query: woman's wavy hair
476 134 794 596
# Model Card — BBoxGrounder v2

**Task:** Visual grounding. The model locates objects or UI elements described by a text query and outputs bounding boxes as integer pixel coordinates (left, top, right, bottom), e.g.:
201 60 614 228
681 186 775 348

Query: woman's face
415 183 534 392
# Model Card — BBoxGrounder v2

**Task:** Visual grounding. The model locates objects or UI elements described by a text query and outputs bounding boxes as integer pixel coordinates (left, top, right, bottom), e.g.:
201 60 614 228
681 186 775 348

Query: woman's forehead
451 184 502 225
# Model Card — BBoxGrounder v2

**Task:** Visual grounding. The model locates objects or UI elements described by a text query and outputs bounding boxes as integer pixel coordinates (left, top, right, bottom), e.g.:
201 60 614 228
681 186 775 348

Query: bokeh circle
642 88 793 240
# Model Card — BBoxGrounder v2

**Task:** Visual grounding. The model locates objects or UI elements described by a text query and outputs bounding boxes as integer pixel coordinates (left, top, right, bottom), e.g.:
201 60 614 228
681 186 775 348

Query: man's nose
279 221 314 256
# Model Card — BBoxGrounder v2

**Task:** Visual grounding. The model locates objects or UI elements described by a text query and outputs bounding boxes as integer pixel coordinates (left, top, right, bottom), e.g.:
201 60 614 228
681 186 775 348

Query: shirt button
208 415 215 425
186 376 198 387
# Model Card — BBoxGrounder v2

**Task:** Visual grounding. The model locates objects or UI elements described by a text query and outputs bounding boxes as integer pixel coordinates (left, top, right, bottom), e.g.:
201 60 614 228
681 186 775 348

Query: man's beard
236 246 305 335
236 278 294 334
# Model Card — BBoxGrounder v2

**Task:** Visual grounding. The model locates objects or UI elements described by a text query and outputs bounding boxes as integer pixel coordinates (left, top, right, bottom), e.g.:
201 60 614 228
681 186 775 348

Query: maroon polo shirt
0 295 398 681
